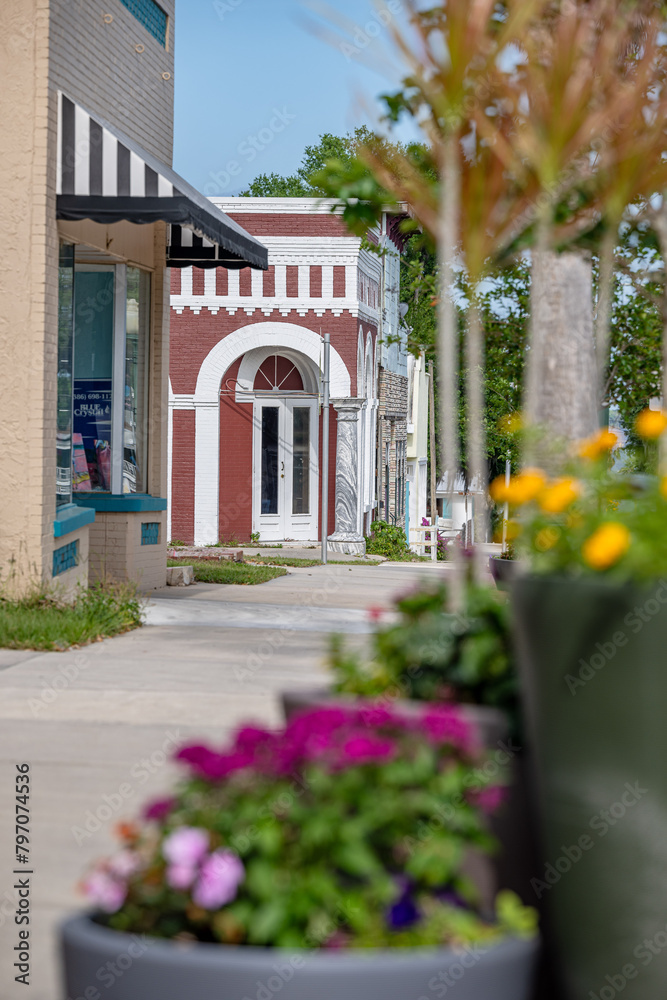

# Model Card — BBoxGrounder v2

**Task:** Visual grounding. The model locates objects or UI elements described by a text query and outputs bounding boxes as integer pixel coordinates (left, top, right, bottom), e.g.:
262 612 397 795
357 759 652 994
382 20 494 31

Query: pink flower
162 827 209 868
175 744 254 780
475 785 507 814
107 850 141 880
83 870 127 913
342 735 395 763
143 796 175 821
192 850 245 909
368 606 385 622
421 707 473 751
166 863 197 890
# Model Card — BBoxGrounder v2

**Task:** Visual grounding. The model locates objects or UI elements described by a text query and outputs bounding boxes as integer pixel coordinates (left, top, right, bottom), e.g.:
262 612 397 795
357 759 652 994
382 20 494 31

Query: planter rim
512 572 667 593
62 912 537 967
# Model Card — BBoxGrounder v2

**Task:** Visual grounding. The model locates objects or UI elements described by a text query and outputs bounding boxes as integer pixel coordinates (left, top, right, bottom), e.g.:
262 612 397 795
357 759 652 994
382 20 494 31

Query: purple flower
83 870 127 914
475 785 507 814
342 735 396 763
162 827 209 868
421 707 474 751
143 796 175 821
192 849 245 909
388 889 420 929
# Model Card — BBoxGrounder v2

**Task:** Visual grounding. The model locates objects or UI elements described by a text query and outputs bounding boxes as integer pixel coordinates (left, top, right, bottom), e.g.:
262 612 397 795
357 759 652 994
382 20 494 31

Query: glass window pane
292 407 310 515
73 269 114 492
124 268 150 493
57 245 74 507
261 407 279 514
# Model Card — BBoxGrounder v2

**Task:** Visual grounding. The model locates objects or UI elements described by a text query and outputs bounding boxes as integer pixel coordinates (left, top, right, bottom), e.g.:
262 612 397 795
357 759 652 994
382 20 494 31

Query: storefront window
71 258 150 495
72 267 114 492
124 268 150 493
57 244 75 506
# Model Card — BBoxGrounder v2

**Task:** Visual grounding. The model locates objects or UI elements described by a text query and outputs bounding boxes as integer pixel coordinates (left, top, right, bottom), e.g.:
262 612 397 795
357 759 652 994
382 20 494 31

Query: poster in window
73 379 112 491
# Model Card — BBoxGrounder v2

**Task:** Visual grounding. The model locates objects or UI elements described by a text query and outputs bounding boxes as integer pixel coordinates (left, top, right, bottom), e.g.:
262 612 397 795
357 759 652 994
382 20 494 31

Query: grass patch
0 582 144 651
248 555 386 568
168 560 287 585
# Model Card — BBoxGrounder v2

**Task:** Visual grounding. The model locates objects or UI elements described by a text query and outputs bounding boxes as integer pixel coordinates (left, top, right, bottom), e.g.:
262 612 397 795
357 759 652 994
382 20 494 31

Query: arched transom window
253 355 304 392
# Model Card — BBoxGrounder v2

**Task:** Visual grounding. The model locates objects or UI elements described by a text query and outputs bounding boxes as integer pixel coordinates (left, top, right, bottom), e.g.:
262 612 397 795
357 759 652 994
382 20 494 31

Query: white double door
252 398 318 541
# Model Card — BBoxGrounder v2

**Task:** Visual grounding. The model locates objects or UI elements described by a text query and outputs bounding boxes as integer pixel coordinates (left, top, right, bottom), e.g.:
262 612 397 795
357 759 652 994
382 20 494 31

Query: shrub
83 706 536 949
365 520 409 560
330 583 519 735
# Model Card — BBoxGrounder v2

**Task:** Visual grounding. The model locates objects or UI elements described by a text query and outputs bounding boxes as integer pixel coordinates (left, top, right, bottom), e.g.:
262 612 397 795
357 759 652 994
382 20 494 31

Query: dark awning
55 93 268 271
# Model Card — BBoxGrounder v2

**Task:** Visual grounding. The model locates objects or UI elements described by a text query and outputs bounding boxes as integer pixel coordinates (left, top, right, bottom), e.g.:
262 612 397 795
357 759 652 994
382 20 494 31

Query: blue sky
173 0 413 196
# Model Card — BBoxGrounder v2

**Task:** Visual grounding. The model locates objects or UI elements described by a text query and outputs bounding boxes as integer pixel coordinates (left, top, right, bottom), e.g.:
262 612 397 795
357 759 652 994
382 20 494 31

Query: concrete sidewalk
0 561 450 999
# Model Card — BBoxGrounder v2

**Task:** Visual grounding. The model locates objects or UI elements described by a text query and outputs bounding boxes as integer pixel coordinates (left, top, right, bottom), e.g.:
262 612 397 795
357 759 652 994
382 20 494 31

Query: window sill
54 503 96 538
72 494 168 513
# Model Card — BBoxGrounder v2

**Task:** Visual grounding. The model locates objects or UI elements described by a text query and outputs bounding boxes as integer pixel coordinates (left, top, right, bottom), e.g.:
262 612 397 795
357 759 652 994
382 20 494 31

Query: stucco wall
49 0 175 164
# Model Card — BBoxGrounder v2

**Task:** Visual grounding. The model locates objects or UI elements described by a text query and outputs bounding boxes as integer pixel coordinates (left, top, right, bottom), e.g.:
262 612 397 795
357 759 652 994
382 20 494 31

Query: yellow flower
535 527 560 551
578 429 618 460
538 478 581 514
635 408 667 440
660 477 667 501
498 412 522 435
582 522 630 571
505 519 521 541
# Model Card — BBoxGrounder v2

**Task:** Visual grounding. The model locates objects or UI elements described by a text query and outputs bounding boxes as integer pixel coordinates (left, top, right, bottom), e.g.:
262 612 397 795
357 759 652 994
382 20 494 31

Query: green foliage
0 581 144 650
508 441 667 581
330 582 518 733
365 521 409 560
167 560 287 585
96 707 536 948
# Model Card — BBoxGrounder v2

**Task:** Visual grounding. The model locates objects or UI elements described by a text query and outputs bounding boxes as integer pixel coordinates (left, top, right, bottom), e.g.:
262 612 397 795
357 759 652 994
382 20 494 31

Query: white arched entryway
191 322 351 545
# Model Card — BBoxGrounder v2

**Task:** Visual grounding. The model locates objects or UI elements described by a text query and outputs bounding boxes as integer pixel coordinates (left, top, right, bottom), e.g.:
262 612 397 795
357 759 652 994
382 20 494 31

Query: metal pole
321 333 330 564
501 457 510 554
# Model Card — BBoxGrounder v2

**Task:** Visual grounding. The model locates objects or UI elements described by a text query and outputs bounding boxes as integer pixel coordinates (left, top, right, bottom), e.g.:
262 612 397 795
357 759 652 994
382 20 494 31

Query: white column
194 401 219 545
274 264 287 299
321 265 334 298
328 399 365 555
298 264 310 299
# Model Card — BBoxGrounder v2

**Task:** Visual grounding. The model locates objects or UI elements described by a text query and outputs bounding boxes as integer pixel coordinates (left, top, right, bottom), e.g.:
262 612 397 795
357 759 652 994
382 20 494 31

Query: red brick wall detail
310 265 322 297
171 410 195 543
192 267 205 296
170 269 181 294
239 268 252 296
219 358 253 542
286 266 299 297
226 213 349 237
333 266 345 297
263 266 275 297
216 268 228 296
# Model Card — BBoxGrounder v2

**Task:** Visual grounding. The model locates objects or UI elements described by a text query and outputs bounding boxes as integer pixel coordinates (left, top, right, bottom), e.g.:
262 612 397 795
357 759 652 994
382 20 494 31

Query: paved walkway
0 560 449 999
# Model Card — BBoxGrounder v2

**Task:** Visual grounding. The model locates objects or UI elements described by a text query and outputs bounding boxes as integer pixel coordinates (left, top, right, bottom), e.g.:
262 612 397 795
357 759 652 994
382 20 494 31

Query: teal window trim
53 540 79 576
53 503 95 538
118 0 168 47
72 494 167 513
141 522 160 545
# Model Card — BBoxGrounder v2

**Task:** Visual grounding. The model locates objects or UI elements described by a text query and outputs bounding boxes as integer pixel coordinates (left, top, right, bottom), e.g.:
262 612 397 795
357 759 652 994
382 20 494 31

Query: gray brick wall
49 0 175 164
377 368 408 521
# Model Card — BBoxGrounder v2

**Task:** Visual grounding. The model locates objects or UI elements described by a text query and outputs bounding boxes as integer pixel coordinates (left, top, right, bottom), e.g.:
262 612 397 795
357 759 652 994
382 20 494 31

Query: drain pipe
321 332 330 564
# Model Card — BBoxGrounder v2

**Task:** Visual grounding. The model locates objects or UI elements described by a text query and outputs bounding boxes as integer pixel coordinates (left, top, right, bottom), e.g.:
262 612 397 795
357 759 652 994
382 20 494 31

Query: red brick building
167 198 406 552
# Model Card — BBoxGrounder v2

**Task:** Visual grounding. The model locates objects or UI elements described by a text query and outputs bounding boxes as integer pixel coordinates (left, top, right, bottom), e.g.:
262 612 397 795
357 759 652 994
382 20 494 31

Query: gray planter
61 913 539 1000
280 688 509 748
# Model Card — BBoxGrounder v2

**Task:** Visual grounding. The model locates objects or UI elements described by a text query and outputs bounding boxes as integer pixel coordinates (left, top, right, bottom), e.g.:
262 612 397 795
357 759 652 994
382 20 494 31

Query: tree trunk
525 250 598 462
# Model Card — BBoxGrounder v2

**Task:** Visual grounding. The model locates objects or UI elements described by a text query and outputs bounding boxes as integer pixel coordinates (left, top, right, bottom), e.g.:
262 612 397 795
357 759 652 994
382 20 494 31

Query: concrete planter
61 914 539 1000
512 575 667 999
489 556 518 592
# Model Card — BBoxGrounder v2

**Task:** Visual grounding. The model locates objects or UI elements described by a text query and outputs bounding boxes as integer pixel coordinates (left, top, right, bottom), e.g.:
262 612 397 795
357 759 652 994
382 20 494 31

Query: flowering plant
83 706 535 949
490 409 667 580
330 582 518 732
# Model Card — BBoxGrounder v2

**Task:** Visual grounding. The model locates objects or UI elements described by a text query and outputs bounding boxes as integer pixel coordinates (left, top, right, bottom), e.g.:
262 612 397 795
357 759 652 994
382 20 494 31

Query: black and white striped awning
55 93 267 271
